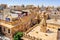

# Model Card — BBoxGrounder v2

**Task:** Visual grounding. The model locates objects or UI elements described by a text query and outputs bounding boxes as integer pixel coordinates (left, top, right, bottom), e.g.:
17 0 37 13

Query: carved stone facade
40 11 47 33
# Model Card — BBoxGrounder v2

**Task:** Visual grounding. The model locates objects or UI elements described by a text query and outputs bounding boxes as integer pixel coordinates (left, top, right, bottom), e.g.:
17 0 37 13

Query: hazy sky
0 0 60 6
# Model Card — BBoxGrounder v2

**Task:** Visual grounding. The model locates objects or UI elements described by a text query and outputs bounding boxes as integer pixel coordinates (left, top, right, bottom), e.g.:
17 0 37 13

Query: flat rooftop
0 22 14 28
46 19 60 25
0 17 29 28
0 13 33 28
25 25 57 40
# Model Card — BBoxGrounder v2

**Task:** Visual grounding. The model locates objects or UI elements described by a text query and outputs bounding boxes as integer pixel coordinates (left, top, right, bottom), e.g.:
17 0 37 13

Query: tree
14 32 23 40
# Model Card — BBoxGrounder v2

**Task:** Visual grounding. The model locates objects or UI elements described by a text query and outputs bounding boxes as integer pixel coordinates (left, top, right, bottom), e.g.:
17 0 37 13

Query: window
8 29 10 33
0 26 2 32
58 28 60 31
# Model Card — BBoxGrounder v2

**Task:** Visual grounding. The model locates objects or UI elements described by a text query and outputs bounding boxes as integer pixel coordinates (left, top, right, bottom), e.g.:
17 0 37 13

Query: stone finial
54 12 57 21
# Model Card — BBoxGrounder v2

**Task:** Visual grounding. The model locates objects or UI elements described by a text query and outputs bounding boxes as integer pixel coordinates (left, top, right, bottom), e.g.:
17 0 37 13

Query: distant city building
0 4 60 40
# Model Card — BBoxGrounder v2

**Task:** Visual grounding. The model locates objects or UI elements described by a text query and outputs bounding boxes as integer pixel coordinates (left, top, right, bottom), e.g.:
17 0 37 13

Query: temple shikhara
0 4 60 40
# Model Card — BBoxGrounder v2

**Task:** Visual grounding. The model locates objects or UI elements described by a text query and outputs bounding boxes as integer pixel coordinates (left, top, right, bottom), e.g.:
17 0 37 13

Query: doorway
57 28 60 40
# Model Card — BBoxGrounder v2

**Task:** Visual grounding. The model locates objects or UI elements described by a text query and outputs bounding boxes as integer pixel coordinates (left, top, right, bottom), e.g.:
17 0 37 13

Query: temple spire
40 11 47 33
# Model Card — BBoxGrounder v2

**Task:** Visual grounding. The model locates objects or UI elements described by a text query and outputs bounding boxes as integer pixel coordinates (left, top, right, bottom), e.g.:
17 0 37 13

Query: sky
0 0 60 6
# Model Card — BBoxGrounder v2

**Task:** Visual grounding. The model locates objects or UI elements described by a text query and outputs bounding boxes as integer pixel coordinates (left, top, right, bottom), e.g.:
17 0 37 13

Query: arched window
8 29 10 33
